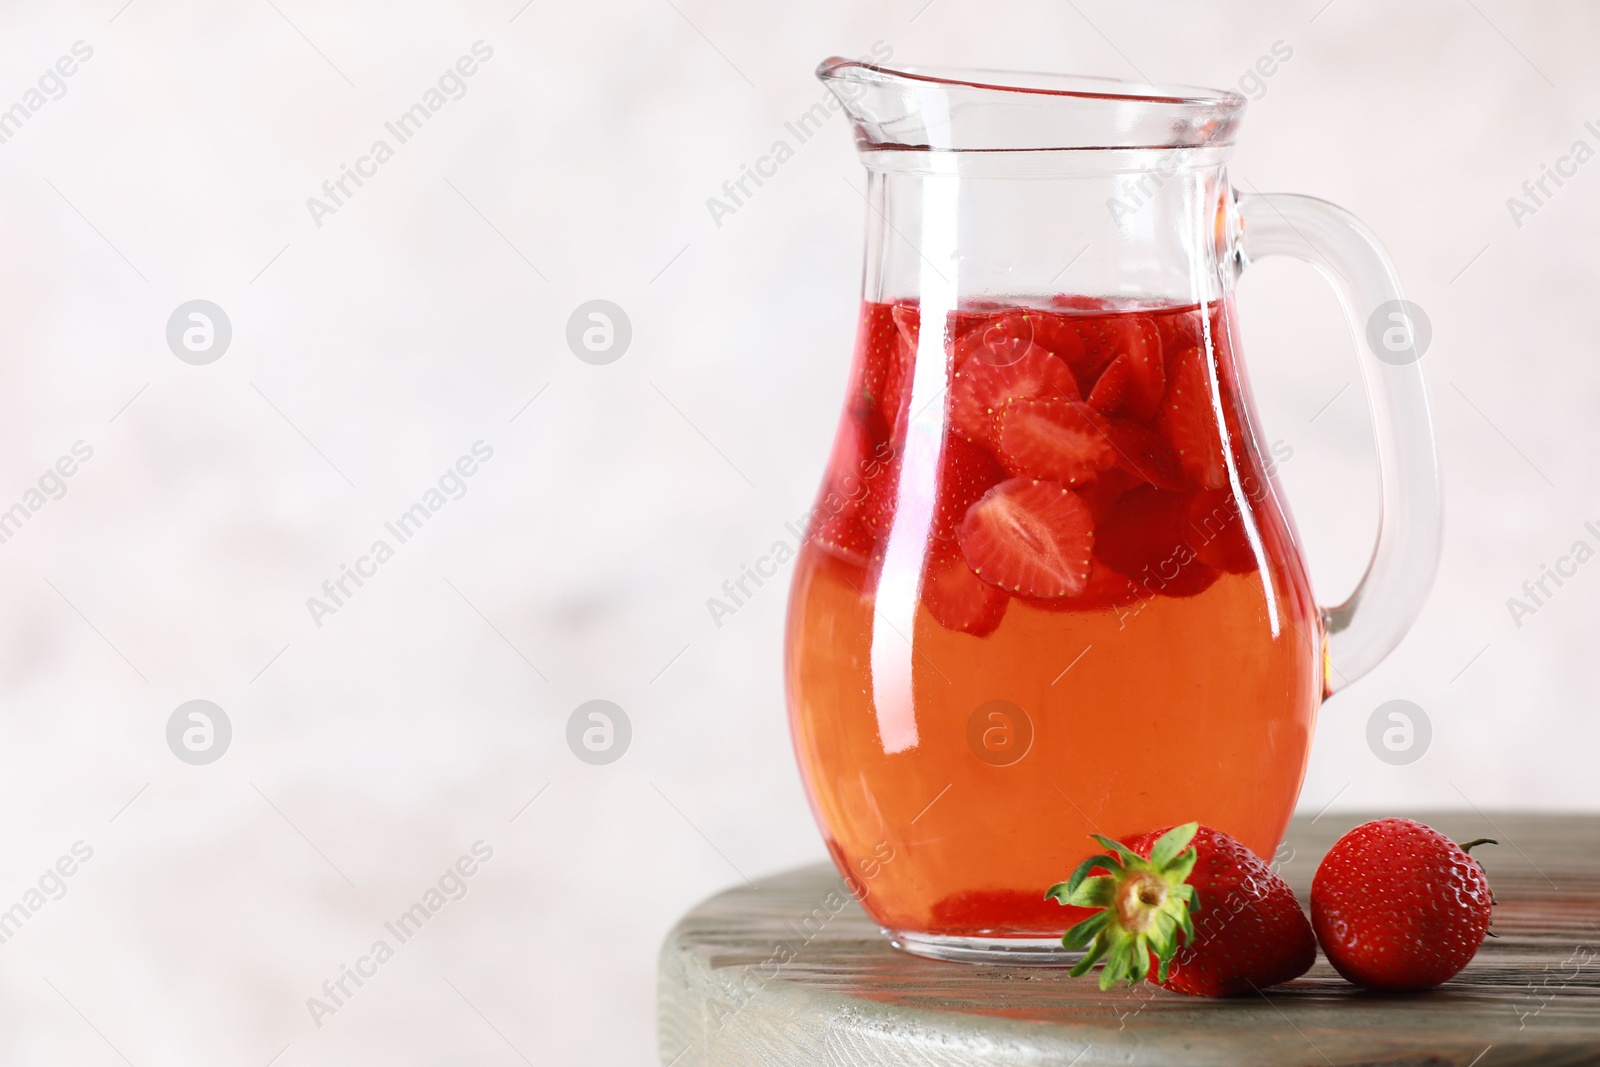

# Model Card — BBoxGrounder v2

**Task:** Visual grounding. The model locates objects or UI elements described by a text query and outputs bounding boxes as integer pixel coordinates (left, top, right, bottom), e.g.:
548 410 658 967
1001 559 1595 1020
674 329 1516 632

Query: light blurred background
0 0 1592 1062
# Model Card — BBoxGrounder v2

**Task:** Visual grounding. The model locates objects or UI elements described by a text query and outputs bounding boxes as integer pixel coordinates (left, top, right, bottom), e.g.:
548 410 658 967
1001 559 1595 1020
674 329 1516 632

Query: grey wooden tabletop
658 812 1600 1066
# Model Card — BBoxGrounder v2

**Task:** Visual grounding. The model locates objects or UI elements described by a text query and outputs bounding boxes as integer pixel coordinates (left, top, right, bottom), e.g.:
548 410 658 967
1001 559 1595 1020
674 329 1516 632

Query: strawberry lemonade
785 297 1323 948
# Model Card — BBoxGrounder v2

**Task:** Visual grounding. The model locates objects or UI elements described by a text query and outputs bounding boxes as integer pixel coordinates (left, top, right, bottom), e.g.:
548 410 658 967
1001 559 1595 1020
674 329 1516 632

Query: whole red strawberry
1046 823 1316 996
1311 818 1494 990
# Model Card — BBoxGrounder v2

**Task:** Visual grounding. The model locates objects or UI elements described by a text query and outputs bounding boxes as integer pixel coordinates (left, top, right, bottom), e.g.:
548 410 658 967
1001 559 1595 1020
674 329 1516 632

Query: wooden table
659 813 1600 1066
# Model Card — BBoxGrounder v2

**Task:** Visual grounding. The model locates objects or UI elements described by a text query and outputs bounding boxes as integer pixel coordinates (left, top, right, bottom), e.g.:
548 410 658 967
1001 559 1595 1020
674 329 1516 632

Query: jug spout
817 59 1245 154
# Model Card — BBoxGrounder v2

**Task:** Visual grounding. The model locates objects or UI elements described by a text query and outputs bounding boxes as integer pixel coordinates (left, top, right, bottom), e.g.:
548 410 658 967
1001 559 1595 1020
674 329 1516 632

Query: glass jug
784 61 1441 963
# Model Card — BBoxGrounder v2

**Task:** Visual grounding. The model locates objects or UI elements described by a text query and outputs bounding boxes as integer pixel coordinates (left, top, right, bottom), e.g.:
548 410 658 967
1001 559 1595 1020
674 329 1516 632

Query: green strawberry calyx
1044 822 1201 990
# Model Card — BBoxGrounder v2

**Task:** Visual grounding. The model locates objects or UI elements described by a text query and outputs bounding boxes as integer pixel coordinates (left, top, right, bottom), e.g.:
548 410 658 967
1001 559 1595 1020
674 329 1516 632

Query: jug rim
817 58 1246 153
817 59 1246 110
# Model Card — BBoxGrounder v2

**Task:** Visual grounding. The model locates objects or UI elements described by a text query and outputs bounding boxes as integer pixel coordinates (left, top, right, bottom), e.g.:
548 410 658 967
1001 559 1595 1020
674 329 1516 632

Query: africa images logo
0 41 94 148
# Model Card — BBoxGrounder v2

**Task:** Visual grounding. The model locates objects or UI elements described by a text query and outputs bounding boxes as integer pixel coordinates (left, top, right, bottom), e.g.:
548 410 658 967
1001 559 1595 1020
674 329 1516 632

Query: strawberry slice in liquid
1018 558 1149 613
1105 420 1186 491
1008 309 1091 376
1158 345 1230 490
1185 488 1258 574
853 302 904 435
950 341 1080 451
809 411 897 567
995 397 1117 486
957 478 1095 599
932 435 1007 542
921 540 1008 637
1094 485 1220 598
1086 316 1166 421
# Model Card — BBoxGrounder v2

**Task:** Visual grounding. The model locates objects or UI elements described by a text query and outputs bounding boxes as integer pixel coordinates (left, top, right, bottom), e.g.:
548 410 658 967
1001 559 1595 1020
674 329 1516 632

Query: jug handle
1235 193 1442 695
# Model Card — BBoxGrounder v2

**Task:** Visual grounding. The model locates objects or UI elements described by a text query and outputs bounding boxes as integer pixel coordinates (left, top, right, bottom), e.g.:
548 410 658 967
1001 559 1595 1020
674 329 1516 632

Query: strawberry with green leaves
1047 824 1200 989
1047 823 1316 997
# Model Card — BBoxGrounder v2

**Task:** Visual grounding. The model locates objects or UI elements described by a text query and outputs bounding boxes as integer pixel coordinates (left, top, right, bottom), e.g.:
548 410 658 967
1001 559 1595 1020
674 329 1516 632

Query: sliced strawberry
858 453 902 537
1095 485 1219 598
957 478 1094 599
1076 559 1149 609
1084 358 1130 414
1184 489 1258 574
1019 559 1148 613
1068 315 1127 390
1087 317 1165 421
950 313 1033 368
922 540 1008 636
933 436 1007 542
854 303 901 430
855 437 1001 545
951 306 1111 389
808 434 891 568
814 405 898 556
995 397 1116 485
948 312 998 359
891 303 920 350
1169 300 1239 370
949 312 1085 373
809 507 875 568
1015 310 1090 372
949 306 998 338
1208 303 1238 368
1105 420 1185 491
1157 345 1229 490
949 343 1079 451
877 304 915 441
1155 305 1204 355
1074 466 1139 523
840 392 890 471
1049 294 1113 312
